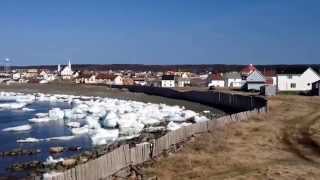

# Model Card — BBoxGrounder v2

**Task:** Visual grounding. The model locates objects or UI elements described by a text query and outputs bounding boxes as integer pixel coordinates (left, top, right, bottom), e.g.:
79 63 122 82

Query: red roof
211 73 223 80
96 74 117 80
241 64 256 74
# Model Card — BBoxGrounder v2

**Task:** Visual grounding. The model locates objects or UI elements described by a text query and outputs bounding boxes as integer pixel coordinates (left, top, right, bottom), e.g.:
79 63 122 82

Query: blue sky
0 0 319 65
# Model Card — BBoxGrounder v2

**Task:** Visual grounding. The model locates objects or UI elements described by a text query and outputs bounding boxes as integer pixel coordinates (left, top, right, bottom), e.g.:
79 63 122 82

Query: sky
0 0 319 65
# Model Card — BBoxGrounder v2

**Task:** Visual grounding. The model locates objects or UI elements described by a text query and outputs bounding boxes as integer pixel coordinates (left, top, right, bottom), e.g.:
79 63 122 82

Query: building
75 73 93 84
208 73 224 88
224 72 242 88
60 60 73 80
161 75 175 88
262 70 277 86
277 67 320 91
311 80 320 96
241 64 256 79
243 70 266 91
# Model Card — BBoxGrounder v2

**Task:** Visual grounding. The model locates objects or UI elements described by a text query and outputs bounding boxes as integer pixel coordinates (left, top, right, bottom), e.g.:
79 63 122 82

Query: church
58 60 73 80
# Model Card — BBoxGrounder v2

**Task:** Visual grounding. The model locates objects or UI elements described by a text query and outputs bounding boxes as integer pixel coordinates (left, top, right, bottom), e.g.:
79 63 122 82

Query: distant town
0 60 320 96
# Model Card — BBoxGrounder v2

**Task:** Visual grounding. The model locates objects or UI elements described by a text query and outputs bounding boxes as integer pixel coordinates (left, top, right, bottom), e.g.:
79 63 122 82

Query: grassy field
143 95 320 180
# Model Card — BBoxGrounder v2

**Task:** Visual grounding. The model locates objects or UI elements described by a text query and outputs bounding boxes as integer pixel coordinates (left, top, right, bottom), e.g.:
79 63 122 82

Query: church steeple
68 59 72 70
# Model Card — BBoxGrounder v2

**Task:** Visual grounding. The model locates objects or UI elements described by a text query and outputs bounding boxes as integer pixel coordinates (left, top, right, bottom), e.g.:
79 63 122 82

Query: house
59 60 73 80
243 70 266 91
277 67 320 91
241 64 256 79
208 73 224 88
12 72 21 80
161 75 175 88
25 69 39 78
123 77 134 85
311 80 320 96
75 73 93 84
94 74 123 85
224 72 242 88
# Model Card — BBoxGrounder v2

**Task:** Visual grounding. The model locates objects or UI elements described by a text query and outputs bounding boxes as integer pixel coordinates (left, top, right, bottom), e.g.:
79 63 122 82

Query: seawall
116 85 267 113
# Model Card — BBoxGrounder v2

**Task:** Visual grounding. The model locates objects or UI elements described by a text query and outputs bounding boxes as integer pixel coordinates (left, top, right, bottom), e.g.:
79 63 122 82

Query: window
290 83 296 88
307 83 310 86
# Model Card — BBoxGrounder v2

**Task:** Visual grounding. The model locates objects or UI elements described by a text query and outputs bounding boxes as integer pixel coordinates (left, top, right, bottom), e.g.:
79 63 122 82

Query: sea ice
43 156 64 165
29 117 51 123
66 121 81 128
17 137 41 143
2 124 32 132
48 108 65 120
90 128 119 145
0 102 27 110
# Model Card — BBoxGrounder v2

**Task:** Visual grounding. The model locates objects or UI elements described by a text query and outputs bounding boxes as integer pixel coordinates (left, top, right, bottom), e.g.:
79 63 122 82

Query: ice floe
43 156 64 165
0 91 214 146
17 136 76 143
0 102 27 110
2 124 32 132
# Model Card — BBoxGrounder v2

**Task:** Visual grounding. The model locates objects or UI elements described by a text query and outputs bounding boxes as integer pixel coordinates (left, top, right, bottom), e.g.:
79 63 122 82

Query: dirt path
143 96 320 180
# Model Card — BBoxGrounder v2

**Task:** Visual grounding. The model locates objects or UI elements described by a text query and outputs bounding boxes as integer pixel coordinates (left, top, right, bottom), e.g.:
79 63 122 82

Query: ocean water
0 101 92 177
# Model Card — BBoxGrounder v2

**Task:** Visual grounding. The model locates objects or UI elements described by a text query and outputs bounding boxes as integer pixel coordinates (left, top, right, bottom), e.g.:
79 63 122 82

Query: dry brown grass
143 95 320 180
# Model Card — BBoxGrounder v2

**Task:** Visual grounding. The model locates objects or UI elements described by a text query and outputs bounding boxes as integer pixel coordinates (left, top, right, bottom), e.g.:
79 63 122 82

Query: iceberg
2 124 32 132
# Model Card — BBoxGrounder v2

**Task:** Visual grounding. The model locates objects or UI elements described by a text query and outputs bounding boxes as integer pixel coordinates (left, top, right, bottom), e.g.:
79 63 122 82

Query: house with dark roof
277 67 320 91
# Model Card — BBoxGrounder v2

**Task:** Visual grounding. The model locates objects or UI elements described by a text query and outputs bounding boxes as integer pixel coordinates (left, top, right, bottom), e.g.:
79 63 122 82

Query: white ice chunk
22 107 35 112
2 124 32 132
17 137 41 143
66 122 81 128
43 156 64 165
194 115 209 123
71 126 90 135
91 128 119 145
48 108 65 120
29 117 51 123
102 111 118 128
0 102 27 110
167 122 192 131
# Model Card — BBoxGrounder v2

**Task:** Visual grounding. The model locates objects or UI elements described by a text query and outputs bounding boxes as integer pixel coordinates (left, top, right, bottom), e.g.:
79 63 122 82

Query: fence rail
42 105 267 180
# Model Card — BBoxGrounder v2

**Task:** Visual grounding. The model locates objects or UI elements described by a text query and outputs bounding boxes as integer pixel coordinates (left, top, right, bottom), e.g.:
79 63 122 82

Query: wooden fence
42 106 267 180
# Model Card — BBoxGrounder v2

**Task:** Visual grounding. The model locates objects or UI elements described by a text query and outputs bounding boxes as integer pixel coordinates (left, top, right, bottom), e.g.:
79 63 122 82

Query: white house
224 72 242 88
12 72 21 80
60 60 73 80
277 67 320 91
161 75 175 88
208 73 224 87
244 70 266 91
